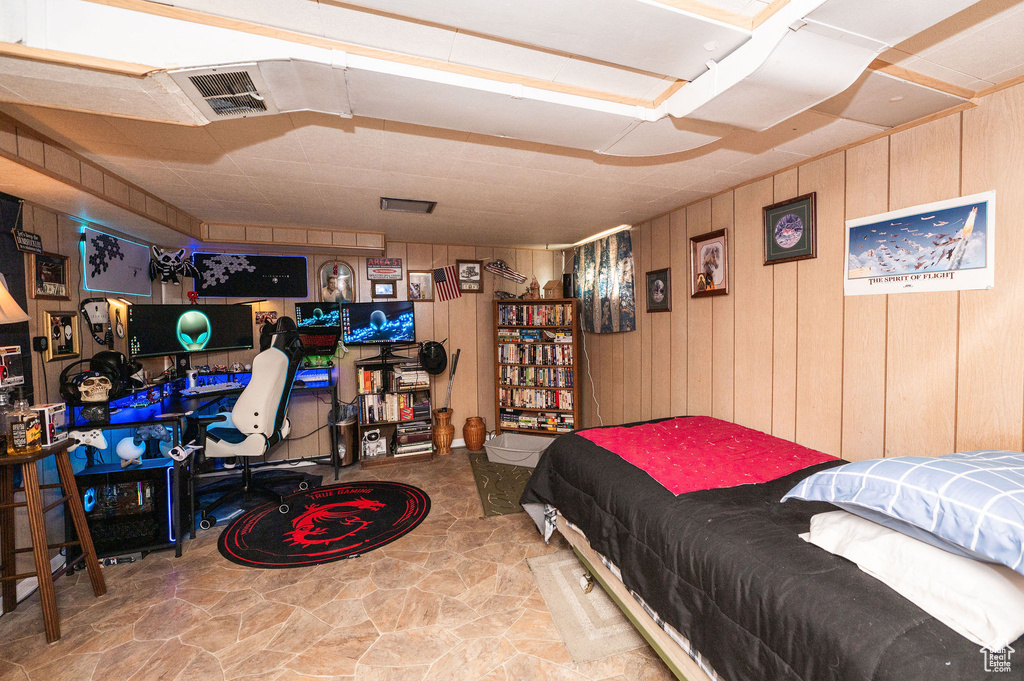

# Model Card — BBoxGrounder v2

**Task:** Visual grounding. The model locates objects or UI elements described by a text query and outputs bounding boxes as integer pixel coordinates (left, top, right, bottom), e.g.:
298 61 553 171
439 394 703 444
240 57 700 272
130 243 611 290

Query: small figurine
526 276 540 300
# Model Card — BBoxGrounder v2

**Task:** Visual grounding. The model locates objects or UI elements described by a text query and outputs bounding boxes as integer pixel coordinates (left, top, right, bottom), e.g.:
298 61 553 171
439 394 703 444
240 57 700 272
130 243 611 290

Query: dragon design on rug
284 497 386 548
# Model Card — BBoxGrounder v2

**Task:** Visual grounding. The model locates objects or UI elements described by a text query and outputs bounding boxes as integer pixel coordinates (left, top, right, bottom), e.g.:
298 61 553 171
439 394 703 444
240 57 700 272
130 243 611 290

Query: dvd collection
498 387 573 410
499 366 574 388
497 303 573 326
497 343 573 365
499 409 574 433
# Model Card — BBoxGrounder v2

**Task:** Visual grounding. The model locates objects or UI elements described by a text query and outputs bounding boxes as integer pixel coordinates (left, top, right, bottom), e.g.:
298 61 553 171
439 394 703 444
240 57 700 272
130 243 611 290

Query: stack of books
394 420 433 457
393 361 430 391
361 392 424 423
499 409 574 433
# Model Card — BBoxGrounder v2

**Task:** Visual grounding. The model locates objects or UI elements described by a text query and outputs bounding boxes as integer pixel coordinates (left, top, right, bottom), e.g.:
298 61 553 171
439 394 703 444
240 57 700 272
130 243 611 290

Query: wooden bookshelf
494 299 580 437
355 355 434 469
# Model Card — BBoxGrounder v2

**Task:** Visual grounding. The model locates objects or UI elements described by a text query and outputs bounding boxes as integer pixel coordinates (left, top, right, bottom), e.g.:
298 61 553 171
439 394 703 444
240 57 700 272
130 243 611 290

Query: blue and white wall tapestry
844 191 995 296
82 226 152 296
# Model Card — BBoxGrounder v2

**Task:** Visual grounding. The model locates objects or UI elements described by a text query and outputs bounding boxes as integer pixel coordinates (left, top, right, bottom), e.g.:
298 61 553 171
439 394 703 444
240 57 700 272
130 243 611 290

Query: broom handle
444 349 460 411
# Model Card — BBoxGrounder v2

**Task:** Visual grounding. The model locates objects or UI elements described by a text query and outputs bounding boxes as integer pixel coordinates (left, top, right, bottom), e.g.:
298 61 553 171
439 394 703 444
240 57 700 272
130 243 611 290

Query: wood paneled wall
578 82 1024 461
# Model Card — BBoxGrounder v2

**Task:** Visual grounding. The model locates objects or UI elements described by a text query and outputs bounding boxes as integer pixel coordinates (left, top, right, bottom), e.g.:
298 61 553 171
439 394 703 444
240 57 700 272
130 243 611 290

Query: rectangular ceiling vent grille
188 72 266 116
380 197 437 214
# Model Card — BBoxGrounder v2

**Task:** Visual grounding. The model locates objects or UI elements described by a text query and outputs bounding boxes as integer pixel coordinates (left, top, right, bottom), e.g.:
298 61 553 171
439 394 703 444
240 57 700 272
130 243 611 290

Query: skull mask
78 373 113 402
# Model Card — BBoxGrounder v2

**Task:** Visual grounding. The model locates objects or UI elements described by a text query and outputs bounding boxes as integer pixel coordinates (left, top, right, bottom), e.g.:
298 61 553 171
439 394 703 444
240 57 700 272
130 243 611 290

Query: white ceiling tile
553 59 674 100
314 1 458 62
815 71 965 128
774 117 886 156
447 32 569 82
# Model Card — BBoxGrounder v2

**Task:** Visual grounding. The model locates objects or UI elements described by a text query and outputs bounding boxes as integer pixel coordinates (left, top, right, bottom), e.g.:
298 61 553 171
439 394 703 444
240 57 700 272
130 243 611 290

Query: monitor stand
172 353 191 378
367 343 415 365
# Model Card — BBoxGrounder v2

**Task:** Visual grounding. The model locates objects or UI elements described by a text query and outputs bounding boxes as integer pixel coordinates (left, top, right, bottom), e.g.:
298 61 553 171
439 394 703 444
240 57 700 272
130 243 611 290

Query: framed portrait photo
44 310 80 362
690 229 729 298
318 260 356 304
646 268 671 313
763 193 816 265
456 259 483 293
30 252 70 300
372 280 397 299
408 270 434 302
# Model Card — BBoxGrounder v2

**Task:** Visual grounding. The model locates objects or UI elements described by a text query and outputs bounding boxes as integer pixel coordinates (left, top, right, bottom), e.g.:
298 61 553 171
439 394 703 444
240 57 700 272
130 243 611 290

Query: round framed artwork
318 261 356 304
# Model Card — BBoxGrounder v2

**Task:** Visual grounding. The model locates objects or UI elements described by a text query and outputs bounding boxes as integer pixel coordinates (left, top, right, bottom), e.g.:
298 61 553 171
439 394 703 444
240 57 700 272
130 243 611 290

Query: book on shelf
497 302 573 326
361 393 430 424
396 431 432 444
500 408 574 433
395 442 434 457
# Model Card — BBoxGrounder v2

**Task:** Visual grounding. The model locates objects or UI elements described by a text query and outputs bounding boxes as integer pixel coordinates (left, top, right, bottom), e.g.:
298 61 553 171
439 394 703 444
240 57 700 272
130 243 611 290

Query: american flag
433 265 462 301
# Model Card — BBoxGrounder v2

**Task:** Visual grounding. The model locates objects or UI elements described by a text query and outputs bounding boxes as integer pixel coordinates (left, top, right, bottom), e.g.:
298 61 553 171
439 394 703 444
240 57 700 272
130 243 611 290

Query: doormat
468 451 532 516
527 550 645 663
218 481 430 568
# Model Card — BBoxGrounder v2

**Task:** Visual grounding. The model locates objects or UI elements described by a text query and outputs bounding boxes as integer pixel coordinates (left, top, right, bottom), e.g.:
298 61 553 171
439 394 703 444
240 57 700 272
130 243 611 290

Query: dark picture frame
372 280 397 298
763 192 817 265
44 310 79 362
690 229 729 298
456 259 483 293
408 270 434 302
29 252 70 300
645 268 672 313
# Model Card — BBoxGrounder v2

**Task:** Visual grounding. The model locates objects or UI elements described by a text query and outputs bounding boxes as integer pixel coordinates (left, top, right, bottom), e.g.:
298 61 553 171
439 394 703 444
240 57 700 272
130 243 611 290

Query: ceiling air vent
380 197 437 214
169 64 279 122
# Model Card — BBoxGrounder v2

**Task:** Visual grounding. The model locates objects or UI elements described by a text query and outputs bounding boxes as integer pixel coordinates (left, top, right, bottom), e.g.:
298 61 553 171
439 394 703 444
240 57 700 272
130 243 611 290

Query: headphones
59 351 143 404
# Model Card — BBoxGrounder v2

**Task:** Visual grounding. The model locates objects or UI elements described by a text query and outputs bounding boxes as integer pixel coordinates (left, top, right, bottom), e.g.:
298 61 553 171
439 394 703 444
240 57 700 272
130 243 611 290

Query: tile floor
0 450 674 681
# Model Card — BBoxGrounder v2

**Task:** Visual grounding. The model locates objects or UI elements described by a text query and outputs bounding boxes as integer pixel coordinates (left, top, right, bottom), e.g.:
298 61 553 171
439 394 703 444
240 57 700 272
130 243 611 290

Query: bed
520 415 1021 681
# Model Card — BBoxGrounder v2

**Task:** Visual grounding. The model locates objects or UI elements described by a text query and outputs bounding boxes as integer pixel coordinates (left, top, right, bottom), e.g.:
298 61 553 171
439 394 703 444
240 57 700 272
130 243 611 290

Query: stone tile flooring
0 450 674 681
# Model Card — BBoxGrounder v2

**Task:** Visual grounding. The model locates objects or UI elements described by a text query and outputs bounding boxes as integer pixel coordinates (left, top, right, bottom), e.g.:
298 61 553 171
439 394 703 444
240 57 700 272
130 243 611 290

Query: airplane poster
844 191 995 296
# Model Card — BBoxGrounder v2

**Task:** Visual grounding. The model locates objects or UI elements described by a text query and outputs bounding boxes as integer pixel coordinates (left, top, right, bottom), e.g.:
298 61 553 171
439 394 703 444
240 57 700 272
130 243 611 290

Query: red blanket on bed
578 416 837 495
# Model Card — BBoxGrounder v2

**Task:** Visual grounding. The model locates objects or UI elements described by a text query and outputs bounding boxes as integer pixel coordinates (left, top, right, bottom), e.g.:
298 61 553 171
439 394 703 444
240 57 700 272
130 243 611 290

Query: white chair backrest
231 346 290 436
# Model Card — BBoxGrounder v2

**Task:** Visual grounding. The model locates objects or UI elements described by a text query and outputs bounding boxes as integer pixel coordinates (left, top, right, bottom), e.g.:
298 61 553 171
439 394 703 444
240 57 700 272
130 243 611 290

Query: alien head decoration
176 310 211 352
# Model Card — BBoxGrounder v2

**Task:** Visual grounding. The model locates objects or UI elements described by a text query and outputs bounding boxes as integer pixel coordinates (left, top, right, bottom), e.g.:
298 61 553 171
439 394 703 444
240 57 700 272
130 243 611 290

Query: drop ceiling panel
903 4 1024 83
773 115 885 156
341 0 750 80
602 117 721 157
695 0 770 17
447 33 569 82
313 1 459 62
804 0 981 48
166 0 325 39
815 71 967 128
552 59 676 100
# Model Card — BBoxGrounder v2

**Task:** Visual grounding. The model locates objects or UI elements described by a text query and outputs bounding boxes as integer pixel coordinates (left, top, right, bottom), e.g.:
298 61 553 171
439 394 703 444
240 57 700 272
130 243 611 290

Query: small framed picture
318 260 356 303
456 259 483 293
30 252 70 300
690 229 729 298
372 280 397 298
408 270 434 302
646 268 672 313
763 193 816 265
44 310 79 362
255 310 278 325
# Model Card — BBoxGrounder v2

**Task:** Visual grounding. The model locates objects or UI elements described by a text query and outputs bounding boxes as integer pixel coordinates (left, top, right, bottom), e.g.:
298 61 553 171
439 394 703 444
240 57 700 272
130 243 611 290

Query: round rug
218 481 430 568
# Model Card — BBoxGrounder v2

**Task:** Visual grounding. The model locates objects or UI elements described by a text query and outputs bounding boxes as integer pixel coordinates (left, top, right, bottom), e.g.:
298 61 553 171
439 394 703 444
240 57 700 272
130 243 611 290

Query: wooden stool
0 441 106 642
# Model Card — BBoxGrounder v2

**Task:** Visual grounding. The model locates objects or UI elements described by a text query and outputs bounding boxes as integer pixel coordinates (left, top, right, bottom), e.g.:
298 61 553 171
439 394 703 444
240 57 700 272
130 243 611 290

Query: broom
442 348 460 412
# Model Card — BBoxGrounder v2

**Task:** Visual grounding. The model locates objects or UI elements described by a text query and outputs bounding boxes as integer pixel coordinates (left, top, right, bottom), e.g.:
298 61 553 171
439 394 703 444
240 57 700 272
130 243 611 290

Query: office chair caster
199 515 216 530
298 481 309 491
279 504 290 514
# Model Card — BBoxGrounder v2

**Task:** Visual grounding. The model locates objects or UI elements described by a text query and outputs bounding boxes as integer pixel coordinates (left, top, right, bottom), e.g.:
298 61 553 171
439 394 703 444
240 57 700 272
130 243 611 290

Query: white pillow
804 510 1024 651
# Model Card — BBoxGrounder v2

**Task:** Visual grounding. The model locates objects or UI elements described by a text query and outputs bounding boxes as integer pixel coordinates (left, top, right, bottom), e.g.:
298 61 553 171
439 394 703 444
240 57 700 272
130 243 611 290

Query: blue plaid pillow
783 451 1024 575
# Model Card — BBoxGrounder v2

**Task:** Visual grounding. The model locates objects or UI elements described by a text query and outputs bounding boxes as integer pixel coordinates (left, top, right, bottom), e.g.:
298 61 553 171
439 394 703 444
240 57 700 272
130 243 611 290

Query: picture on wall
456 259 483 293
646 268 671 312
690 229 729 298
44 311 79 362
193 253 309 298
318 261 356 303
408 271 433 302
29 252 70 300
82 226 152 296
844 190 995 296
763 193 816 265
366 258 403 281
372 281 397 298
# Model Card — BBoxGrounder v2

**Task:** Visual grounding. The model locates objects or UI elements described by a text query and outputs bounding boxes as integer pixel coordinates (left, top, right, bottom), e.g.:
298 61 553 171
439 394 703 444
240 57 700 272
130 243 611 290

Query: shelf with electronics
493 298 580 437
355 348 434 468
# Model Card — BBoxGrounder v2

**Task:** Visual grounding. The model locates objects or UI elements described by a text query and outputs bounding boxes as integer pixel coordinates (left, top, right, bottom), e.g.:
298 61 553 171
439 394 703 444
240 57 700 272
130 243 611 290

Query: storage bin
484 433 552 468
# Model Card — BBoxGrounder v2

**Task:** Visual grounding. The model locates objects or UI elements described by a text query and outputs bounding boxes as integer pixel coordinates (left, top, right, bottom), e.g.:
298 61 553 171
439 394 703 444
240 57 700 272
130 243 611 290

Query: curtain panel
573 230 636 334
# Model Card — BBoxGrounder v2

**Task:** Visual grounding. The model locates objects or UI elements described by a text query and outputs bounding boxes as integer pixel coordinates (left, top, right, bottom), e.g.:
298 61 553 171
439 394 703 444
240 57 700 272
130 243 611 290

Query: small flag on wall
433 265 462 301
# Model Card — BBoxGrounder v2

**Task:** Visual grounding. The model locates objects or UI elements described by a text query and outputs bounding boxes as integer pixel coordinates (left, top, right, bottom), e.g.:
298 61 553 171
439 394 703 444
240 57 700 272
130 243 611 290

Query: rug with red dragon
217 482 430 568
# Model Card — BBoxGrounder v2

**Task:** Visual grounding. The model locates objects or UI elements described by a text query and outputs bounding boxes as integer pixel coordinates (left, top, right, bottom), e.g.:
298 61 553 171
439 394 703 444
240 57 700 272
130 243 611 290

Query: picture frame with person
318 260 356 304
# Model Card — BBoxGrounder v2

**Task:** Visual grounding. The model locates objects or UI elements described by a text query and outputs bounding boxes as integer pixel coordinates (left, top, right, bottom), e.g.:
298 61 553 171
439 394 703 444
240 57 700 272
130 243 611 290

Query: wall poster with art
844 191 995 296
193 253 309 298
573 229 636 333
82 226 152 296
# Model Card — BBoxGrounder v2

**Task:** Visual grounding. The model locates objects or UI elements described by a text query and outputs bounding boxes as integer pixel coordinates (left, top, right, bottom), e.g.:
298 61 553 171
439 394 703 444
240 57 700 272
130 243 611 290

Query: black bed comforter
521 420 1024 681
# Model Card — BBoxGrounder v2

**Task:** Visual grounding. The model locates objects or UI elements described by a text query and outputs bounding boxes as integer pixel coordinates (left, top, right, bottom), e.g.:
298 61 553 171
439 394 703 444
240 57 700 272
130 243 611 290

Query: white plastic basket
483 433 552 468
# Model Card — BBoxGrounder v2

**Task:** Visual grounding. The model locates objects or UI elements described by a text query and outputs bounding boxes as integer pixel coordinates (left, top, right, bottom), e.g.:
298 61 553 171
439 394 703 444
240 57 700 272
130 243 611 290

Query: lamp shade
0 275 29 324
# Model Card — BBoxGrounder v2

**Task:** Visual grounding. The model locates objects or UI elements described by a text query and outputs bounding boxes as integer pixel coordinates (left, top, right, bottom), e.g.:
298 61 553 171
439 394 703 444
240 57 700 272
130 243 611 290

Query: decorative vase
463 417 486 451
433 408 454 455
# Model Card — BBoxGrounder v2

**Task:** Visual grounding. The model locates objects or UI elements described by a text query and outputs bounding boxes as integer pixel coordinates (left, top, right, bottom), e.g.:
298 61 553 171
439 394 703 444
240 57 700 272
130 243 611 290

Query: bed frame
555 514 716 681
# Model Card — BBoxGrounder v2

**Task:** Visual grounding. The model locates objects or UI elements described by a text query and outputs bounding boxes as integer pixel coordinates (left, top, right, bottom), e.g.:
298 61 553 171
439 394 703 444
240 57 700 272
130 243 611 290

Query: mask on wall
149 246 198 285
176 310 211 352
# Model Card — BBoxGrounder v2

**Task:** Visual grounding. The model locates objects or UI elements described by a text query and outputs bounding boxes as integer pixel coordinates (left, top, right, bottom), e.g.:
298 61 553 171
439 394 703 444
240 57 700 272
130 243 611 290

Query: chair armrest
186 413 229 428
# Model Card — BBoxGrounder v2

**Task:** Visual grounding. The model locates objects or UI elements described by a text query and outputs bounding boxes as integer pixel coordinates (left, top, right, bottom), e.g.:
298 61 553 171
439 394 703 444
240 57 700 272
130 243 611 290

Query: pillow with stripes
782 451 1024 575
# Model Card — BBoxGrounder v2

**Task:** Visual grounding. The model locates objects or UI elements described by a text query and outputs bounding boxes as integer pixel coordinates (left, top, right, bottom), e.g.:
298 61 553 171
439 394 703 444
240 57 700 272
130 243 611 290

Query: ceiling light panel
380 197 436 213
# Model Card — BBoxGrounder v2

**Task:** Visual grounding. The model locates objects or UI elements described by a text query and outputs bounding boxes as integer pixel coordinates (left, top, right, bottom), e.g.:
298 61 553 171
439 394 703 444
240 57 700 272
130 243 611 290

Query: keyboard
299 332 339 352
181 381 244 397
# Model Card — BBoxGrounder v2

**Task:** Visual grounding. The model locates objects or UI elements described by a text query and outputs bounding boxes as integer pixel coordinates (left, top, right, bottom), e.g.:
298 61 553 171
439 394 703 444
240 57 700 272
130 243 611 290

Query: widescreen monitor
341 301 415 345
294 302 340 330
127 304 254 359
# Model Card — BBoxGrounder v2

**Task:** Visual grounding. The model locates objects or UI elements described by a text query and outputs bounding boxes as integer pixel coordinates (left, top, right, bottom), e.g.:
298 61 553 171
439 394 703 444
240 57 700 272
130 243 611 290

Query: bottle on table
7 387 41 455
0 389 10 454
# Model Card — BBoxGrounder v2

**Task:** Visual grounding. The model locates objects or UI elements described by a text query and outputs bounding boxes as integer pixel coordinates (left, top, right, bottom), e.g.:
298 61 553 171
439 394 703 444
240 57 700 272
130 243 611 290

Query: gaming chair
187 317 309 529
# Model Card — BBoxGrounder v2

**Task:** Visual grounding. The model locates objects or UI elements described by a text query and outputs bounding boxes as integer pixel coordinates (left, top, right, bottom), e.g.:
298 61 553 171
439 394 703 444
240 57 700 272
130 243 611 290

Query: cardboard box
31 403 68 446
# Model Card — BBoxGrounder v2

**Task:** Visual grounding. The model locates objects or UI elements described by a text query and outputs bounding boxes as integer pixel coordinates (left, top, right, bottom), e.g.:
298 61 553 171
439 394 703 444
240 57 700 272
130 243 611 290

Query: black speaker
562 273 576 298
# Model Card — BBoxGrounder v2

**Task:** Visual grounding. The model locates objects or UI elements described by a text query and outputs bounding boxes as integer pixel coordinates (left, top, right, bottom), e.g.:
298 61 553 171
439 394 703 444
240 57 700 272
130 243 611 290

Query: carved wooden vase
463 417 486 451
433 408 454 455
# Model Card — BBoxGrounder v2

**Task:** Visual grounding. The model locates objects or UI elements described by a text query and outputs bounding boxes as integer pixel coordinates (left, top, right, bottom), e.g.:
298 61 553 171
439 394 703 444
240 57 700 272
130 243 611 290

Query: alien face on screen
176 310 211 352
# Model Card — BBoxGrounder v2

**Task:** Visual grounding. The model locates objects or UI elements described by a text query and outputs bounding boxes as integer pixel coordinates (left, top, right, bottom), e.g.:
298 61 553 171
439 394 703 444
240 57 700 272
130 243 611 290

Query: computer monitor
127 304 254 359
294 302 340 331
341 301 415 346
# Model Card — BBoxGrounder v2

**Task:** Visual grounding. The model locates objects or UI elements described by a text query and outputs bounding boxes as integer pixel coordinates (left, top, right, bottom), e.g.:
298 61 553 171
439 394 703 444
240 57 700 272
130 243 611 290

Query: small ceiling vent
380 197 437 214
169 64 279 122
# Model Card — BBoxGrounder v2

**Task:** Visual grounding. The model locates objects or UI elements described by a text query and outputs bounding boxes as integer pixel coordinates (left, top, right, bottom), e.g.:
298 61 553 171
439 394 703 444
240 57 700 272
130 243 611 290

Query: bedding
521 416 1024 681
783 450 1024 574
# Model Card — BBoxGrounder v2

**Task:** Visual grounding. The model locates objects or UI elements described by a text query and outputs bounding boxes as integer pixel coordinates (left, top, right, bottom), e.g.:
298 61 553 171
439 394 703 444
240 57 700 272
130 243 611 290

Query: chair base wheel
298 481 309 491
199 517 215 530
279 504 290 514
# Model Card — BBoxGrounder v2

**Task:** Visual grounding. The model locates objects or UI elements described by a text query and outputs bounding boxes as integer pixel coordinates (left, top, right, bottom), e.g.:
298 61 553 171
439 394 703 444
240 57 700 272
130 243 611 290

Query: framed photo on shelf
408 270 434 302
690 229 729 298
29 252 70 300
763 193 816 265
317 260 356 303
44 310 79 362
372 280 397 298
456 259 483 293
645 268 672 313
